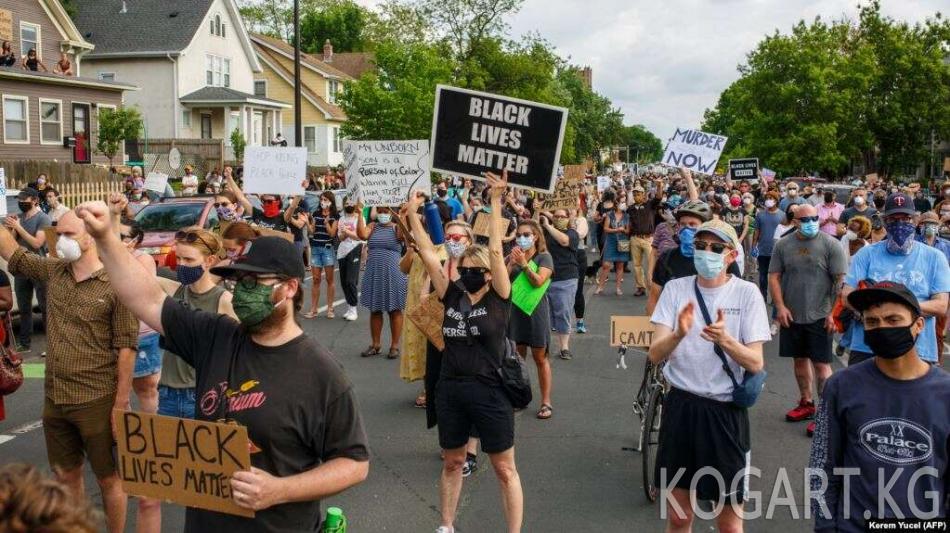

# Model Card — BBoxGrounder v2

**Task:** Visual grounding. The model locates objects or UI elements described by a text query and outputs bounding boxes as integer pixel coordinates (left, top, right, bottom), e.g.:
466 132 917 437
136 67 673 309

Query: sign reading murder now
610 316 656 347
343 140 431 206
430 85 568 193
242 146 307 196
662 128 728 175
114 410 254 517
728 158 759 179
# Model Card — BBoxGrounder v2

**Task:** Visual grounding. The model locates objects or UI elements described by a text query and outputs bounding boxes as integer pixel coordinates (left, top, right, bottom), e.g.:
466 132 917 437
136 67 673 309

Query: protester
915 211 950 366
21 48 47 72
5 187 51 352
778 181 805 211
335 198 364 321
572 208 590 333
542 208 580 359
934 182 950 220
626 185 659 296
649 219 769 532
839 215 871 261
817 189 844 236
752 190 784 301
596 196 630 295
0 463 101 532
76 201 370 532
45 188 70 223
214 190 244 221
809 282 950 531
358 206 407 358
0 209 138 533
0 268 13 422
304 191 339 319
839 187 876 224
180 165 199 196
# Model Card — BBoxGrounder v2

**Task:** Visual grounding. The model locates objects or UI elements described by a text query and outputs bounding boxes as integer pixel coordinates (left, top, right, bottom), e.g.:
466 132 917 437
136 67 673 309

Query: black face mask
824 193 834 203
874 198 886 209
864 326 917 359
18 202 32 213
458 270 488 293
344 205 355 214
437 189 448 198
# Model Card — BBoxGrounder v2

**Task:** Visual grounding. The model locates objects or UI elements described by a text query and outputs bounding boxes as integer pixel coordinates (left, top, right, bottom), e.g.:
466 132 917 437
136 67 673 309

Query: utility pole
293 0 302 148
931 129 936 182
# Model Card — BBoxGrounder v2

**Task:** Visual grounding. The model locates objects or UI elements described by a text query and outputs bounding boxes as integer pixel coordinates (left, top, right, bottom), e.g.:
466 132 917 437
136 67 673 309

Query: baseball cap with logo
210 236 306 279
883 193 916 217
695 219 740 249
847 281 921 317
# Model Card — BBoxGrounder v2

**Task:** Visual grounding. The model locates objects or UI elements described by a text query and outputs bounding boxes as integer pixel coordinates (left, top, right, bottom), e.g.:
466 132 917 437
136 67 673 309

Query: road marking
0 435 13 445
0 419 44 446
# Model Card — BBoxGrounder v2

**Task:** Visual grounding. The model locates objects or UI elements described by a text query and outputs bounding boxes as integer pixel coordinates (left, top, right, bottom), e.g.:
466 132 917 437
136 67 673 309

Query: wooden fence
0 160 113 184
126 138 225 170
11 180 124 208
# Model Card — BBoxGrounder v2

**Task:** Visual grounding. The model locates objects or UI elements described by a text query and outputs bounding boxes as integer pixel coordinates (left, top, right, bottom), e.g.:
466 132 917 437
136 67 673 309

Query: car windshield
135 203 204 232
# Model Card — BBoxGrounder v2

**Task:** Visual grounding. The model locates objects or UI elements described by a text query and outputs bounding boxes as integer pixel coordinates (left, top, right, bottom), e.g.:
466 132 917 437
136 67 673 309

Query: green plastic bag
511 260 551 315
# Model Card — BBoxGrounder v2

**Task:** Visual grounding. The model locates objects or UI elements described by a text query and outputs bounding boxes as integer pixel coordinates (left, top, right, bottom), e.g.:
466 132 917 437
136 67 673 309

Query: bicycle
622 343 668 503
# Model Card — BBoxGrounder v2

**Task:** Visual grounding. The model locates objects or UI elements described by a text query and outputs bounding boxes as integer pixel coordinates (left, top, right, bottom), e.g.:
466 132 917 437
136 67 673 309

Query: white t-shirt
651 275 771 402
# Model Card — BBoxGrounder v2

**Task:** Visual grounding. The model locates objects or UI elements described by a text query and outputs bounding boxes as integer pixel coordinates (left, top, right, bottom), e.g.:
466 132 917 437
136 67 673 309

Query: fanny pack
693 280 766 408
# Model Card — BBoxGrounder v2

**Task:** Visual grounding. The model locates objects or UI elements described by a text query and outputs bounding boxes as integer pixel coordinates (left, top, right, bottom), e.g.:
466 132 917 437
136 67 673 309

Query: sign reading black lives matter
430 85 569 193
729 158 759 179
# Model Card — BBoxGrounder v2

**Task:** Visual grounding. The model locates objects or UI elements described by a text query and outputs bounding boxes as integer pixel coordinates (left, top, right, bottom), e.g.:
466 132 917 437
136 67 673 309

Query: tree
413 0 524 62
239 0 293 41
299 1 372 54
620 124 663 163
96 107 143 167
231 129 248 161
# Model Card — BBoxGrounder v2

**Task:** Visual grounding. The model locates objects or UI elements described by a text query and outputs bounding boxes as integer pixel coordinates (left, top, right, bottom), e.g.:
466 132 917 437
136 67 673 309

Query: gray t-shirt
17 209 52 255
651 275 771 402
769 231 848 324
754 209 785 256
159 284 226 389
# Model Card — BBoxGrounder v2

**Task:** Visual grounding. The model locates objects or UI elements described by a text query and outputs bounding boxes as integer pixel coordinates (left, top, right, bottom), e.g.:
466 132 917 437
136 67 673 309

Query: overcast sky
355 0 945 141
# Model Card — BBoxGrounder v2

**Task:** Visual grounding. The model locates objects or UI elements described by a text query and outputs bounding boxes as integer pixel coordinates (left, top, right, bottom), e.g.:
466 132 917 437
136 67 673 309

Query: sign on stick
541 175 584 210
343 140 431 207
728 158 759 180
662 128 728 174
242 146 307 196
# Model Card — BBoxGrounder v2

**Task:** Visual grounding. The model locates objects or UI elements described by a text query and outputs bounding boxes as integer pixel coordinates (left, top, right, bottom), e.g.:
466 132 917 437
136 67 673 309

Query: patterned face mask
885 221 916 255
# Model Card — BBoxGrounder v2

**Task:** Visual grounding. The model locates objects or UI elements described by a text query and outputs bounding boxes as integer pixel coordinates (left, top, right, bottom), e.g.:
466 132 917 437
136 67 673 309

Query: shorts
157 386 196 419
133 333 162 378
436 378 514 454
779 320 832 363
43 394 116 478
655 388 751 503
548 279 578 334
310 244 337 268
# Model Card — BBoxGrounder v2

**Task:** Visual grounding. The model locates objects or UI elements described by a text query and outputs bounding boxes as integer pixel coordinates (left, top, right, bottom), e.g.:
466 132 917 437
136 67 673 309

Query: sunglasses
694 240 733 254
797 216 819 223
213 202 232 208
457 267 488 277
445 234 467 242
233 273 285 291
175 230 216 251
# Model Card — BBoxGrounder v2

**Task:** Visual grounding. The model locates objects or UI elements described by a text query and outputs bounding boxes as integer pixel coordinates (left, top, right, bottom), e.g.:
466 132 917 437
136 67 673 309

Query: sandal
387 347 401 360
326 309 335 319
414 393 427 409
536 404 553 420
360 346 381 358
302 311 317 319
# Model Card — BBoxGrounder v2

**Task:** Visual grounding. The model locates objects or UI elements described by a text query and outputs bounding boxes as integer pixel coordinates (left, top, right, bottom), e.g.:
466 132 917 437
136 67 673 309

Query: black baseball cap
17 187 39 200
847 281 921 316
210 236 306 279
883 193 916 217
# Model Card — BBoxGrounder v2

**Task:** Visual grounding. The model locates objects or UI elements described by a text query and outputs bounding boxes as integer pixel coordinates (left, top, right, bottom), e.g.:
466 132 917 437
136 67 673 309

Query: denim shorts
133 333 161 378
311 244 337 268
548 279 578 334
157 386 196 419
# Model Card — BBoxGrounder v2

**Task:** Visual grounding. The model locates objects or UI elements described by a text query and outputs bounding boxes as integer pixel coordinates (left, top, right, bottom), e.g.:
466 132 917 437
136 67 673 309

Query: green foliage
59 0 78 19
620 124 663 163
299 1 372 53
238 0 293 41
231 129 248 161
96 107 142 166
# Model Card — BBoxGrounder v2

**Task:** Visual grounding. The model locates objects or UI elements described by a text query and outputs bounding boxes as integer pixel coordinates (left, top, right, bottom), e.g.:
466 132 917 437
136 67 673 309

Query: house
320 40 375 80
74 0 290 157
249 33 353 167
0 0 137 163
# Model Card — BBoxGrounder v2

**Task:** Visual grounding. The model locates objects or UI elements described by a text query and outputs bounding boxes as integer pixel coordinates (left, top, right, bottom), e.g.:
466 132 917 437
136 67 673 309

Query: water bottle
323 507 347 533
424 198 445 245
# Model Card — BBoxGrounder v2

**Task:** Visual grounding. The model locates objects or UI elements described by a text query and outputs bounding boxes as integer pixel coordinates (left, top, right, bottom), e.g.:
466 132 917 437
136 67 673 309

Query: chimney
323 39 333 63
120 0 127 13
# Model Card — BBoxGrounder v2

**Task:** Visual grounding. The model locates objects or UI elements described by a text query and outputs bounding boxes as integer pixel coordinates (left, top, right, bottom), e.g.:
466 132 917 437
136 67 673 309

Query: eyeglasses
516 232 534 238
797 216 819 223
457 267 488 276
445 234 468 242
694 240 733 254
233 273 285 290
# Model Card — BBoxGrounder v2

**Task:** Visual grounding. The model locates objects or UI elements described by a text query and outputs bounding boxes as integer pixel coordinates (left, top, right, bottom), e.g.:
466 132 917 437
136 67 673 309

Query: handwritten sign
610 316 656 347
728 158 759 180
242 146 307 196
473 211 491 237
430 85 568 193
663 128 728 175
541 175 583 210
144 172 169 193
761 168 776 181
114 410 253 517
343 140 430 207
562 164 588 181
596 175 610 192
0 167 6 217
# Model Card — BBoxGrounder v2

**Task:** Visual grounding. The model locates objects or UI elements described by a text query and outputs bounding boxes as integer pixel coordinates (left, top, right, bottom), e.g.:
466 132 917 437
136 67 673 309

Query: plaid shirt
8 248 139 405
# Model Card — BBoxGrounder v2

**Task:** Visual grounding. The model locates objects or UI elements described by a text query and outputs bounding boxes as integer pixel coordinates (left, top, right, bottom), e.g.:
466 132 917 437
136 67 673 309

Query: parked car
134 196 219 268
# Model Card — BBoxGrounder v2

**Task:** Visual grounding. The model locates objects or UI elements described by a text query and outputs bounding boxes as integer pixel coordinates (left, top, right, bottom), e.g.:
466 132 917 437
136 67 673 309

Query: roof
253 46 346 121
0 66 137 91
74 0 214 57
250 33 352 80
179 86 290 108
327 52 375 79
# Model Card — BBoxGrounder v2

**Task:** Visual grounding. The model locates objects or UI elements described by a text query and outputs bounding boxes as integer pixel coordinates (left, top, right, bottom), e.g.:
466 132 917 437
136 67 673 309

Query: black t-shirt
0 270 9 287
309 211 337 247
546 229 579 282
440 283 510 384
250 207 289 233
721 207 746 235
160 299 369 533
652 247 741 288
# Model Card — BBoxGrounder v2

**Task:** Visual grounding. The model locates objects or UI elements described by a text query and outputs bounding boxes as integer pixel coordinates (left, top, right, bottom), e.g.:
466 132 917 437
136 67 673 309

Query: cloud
355 0 946 142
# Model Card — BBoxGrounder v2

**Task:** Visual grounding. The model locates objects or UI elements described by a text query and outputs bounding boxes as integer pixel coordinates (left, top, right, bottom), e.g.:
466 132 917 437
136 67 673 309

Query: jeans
157 386 196 419
338 244 362 306
14 275 46 347
756 255 771 300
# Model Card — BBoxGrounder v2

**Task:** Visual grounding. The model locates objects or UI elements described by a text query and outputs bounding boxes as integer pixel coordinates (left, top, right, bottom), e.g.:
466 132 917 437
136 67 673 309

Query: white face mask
56 235 82 262
320 201 331 209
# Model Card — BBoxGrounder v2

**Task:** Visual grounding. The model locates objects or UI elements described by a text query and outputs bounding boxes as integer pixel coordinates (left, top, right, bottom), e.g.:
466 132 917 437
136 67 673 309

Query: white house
73 0 289 154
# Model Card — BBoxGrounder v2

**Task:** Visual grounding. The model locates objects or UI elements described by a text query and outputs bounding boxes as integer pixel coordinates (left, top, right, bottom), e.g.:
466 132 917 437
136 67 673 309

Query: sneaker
576 320 588 334
769 322 779 336
806 421 816 437
436 527 454 533
786 399 816 422
559 349 573 360
462 456 478 477
344 307 358 321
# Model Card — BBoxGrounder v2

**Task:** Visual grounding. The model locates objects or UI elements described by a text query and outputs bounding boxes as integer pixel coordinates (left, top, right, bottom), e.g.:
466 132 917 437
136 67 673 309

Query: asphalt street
0 258 844 532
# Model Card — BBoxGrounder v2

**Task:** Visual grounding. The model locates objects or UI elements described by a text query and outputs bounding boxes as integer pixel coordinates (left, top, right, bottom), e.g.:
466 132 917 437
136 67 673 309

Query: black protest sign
729 158 759 180
430 85 569 193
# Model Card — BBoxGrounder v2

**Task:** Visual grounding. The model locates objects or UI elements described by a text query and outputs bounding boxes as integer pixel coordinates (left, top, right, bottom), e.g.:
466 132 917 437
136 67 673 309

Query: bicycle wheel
642 385 665 503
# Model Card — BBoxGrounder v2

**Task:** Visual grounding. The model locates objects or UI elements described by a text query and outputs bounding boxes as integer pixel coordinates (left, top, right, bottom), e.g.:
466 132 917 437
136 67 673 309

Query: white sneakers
343 306 358 321
435 527 454 533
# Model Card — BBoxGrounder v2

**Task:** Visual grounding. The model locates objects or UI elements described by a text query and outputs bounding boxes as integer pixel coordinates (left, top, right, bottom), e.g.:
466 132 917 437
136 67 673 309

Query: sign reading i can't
430 85 568 193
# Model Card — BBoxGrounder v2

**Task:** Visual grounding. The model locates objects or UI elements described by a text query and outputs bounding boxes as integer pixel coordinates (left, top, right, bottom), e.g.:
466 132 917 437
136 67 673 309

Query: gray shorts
548 279 578 334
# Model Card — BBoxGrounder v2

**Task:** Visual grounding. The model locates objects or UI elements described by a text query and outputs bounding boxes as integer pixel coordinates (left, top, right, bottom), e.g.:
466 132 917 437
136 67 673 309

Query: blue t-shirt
916 234 950 263
845 241 950 362
778 196 806 212
754 209 785 256
446 197 463 220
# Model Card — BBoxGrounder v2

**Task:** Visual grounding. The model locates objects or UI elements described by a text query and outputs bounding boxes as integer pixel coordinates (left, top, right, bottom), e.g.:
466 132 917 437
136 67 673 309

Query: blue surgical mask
799 220 819 238
694 250 726 279
678 227 697 258
516 235 535 250
377 213 391 224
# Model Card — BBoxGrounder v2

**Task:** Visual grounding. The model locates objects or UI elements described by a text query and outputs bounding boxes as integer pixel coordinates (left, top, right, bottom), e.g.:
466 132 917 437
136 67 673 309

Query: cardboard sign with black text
728 158 759 180
662 128 728 174
114 410 254 517
430 85 568 193
610 316 656 347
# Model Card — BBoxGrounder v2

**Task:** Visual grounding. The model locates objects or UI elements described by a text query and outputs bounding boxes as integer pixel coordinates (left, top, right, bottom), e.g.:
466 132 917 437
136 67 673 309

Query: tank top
158 284 226 389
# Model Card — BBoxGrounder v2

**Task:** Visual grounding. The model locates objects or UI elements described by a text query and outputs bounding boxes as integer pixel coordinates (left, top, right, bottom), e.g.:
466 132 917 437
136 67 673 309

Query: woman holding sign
406 171 522 533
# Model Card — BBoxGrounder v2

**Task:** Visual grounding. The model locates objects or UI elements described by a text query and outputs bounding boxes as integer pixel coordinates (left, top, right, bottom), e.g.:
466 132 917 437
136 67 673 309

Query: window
98 72 116 81
181 109 192 128
2 96 29 143
206 55 213 85
304 126 316 153
254 80 267 97
20 22 40 58
221 23 226 38
223 58 230 88
39 99 62 145
228 111 240 140
205 54 230 87
332 127 342 153
214 15 221 36
328 80 339 104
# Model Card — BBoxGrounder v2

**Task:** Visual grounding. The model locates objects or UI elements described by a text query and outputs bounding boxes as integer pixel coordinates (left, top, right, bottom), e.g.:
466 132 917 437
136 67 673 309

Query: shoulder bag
692 280 766 408
460 294 532 409
0 315 23 396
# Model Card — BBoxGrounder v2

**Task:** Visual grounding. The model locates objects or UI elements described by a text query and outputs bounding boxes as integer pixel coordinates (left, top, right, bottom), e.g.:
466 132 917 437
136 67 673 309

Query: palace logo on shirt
859 418 934 465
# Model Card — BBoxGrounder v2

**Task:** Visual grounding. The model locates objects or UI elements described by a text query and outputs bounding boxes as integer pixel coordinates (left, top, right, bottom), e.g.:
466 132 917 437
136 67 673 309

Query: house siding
0 0 74 67
178 0 255 98
82 57 176 138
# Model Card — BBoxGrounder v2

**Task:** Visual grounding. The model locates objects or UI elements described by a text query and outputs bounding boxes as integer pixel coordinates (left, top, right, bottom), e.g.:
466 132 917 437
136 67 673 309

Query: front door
200 114 212 139
72 103 91 164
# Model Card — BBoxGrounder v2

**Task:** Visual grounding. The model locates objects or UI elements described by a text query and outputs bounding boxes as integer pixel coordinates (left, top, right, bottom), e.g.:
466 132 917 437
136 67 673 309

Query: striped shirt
8 248 139 405
309 212 337 246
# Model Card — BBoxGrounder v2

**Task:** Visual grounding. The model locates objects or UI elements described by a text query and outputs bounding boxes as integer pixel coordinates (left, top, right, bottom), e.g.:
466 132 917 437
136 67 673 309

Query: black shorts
436 379 513 454
655 388 751 503
779 320 833 362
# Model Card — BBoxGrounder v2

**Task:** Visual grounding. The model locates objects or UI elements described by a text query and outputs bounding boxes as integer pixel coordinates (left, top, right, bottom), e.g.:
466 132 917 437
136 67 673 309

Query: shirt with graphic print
808 359 950 532
160 297 369 533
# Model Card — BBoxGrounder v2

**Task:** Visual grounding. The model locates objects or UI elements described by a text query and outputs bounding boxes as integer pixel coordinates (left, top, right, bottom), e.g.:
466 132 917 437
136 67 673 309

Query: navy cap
883 193 916 217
